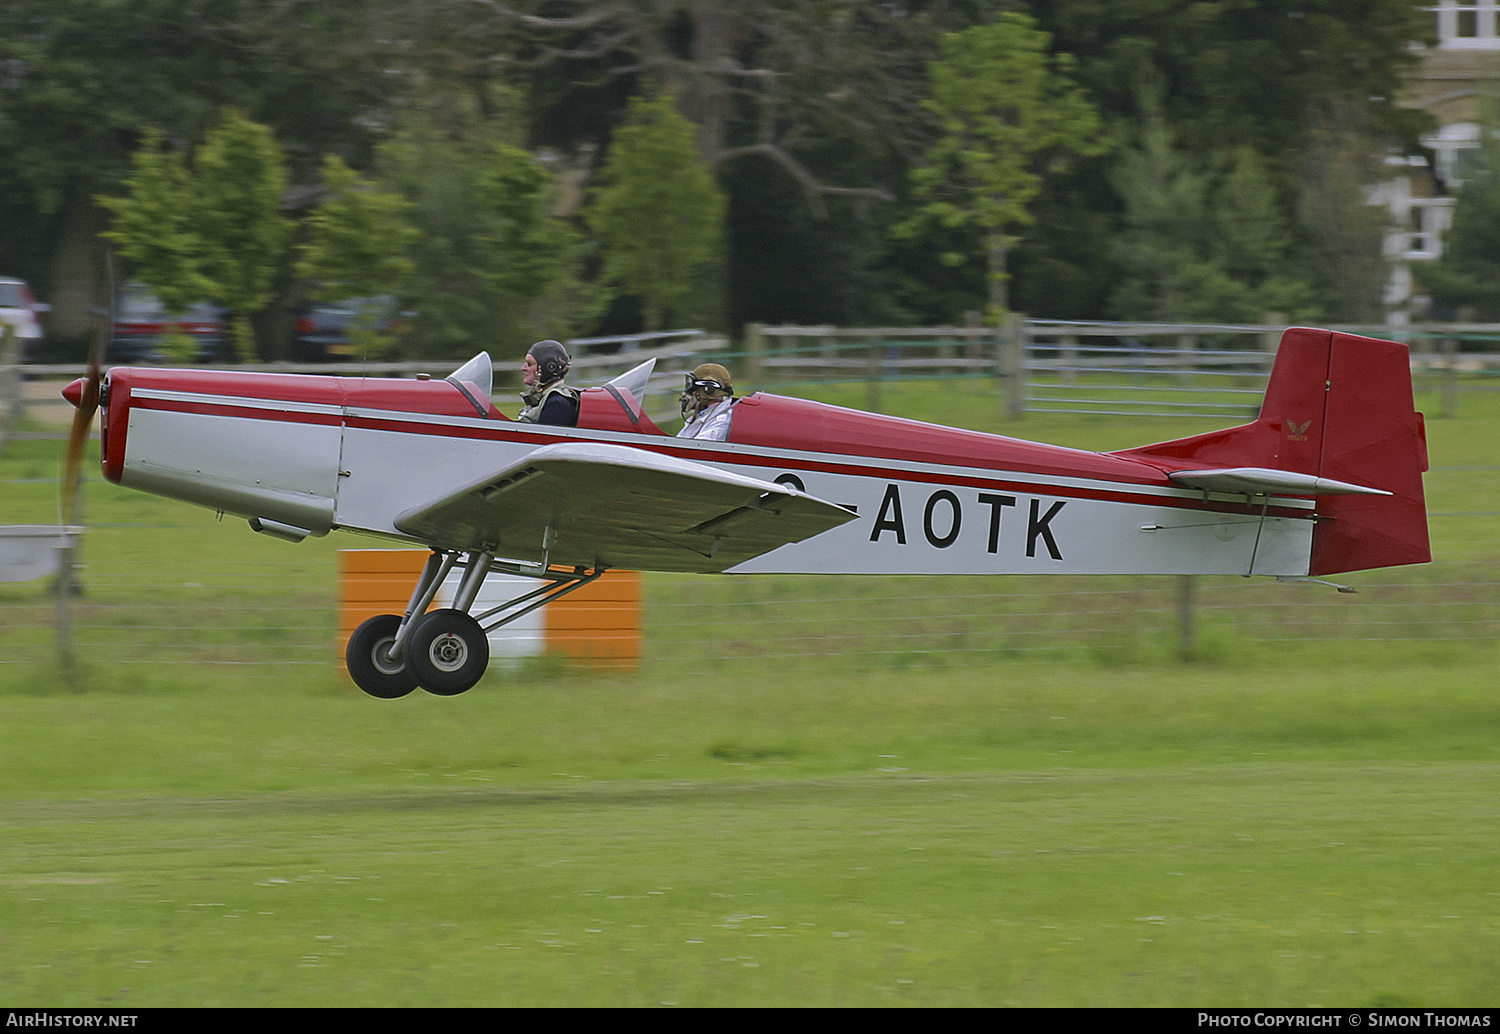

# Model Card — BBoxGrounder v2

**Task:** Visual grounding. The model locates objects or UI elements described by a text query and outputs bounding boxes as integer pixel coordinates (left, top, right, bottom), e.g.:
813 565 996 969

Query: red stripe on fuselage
134 389 1311 521
134 394 344 427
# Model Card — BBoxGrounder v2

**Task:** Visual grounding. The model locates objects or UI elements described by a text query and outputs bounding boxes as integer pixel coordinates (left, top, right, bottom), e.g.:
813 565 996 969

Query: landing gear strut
342 548 605 700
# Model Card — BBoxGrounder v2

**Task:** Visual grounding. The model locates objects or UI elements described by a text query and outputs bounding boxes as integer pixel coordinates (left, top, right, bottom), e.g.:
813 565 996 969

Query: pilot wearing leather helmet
518 339 580 426
677 363 735 441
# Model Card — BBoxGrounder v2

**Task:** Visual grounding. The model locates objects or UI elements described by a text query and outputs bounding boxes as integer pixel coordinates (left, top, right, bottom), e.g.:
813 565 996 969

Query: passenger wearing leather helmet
677 363 735 441
517 339 580 426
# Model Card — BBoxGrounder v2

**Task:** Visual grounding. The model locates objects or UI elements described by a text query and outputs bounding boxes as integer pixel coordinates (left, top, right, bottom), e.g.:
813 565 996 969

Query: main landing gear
344 549 604 699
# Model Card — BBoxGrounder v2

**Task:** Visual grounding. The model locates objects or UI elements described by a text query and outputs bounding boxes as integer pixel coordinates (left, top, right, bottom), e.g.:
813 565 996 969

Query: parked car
110 286 227 364
291 296 410 361
0 277 47 360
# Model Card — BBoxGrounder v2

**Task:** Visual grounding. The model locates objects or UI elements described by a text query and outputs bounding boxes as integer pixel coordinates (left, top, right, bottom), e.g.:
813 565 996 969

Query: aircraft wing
393 442 858 573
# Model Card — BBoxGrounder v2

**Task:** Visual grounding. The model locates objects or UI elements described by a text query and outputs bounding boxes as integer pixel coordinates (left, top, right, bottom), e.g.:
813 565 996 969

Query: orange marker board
339 551 641 670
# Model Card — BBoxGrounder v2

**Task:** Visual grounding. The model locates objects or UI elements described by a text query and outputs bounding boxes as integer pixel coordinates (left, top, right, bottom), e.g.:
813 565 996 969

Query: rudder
1309 330 1429 575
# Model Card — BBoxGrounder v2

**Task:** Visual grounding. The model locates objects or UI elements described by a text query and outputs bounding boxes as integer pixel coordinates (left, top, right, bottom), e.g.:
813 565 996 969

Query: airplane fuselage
98 365 1317 578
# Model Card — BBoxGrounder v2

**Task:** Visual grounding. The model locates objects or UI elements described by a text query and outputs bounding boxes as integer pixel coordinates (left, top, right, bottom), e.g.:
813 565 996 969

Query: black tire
406 608 489 697
346 614 419 699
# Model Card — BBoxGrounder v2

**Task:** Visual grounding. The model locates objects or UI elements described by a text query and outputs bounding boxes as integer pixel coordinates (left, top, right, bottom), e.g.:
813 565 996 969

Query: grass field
1 376 1496 1006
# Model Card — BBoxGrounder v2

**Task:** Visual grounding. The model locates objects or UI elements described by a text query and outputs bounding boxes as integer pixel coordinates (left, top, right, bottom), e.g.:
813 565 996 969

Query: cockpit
436 349 923 458
436 350 946 462
442 352 672 435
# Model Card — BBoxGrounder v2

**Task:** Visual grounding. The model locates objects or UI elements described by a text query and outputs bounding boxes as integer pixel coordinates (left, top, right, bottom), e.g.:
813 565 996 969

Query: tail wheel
346 614 419 699
407 608 489 697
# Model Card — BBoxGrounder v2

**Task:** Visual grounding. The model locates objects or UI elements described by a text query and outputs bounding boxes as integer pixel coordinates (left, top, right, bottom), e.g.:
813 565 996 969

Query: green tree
588 90 726 332
1038 0 1432 170
904 13 1108 318
476 144 593 340
1110 103 1314 322
297 154 419 357
1210 145 1313 319
1107 105 1214 322
98 131 213 320
1417 124 1500 317
193 110 294 360
1295 97 1392 323
0 1 399 337
373 103 544 357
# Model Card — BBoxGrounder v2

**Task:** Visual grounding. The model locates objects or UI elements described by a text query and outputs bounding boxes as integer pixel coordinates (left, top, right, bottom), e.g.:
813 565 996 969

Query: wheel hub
373 638 404 675
430 633 468 670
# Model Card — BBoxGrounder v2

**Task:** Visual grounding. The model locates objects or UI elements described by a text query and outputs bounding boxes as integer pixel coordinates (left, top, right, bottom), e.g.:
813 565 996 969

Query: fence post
1177 575 1196 660
1001 312 1026 419
1060 332 1078 385
866 336 883 412
1177 332 1196 387
0 323 19 452
819 325 836 364
1260 314 1284 355
964 312 983 393
1441 334 1459 419
744 322 765 386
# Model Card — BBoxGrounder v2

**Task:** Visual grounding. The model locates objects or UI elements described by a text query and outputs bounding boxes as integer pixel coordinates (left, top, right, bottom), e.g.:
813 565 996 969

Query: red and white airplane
63 326 1429 698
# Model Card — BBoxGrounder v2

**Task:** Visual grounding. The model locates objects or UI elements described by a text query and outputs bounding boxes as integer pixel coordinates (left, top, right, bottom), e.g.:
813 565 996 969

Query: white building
1385 2 1500 318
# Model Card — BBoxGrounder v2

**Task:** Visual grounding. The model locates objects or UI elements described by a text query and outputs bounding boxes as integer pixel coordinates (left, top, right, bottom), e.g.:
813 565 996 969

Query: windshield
445 352 493 401
603 357 656 404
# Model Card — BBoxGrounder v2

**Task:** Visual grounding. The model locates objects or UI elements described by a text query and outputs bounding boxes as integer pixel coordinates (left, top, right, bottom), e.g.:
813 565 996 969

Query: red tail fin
1114 328 1430 575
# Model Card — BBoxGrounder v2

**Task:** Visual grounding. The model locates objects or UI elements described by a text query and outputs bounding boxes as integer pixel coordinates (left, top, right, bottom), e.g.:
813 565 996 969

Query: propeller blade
60 372 98 525
60 254 112 526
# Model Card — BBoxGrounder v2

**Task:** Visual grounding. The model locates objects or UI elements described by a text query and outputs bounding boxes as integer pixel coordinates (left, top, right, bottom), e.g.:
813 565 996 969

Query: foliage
0 0 1450 336
1416 122 1500 318
0 0 393 301
98 131 215 317
193 110 294 360
100 111 294 361
589 90 726 331
1039 0 1433 169
903 13 1108 319
299 155 416 301
1109 101 1314 323
476 144 598 340
1293 97 1393 323
374 104 597 357
297 155 418 356
1034 0 1431 322
374 110 505 356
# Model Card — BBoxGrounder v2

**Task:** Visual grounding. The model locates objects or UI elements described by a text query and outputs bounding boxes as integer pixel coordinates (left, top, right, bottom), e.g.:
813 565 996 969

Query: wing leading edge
393 442 858 573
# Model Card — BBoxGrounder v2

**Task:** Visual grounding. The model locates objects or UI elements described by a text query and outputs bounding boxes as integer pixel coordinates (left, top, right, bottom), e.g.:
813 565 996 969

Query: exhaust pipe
248 517 314 543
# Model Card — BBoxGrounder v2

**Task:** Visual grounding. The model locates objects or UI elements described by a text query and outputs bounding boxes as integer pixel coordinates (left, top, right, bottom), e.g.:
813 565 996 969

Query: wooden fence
744 319 1500 419
7 321 1500 441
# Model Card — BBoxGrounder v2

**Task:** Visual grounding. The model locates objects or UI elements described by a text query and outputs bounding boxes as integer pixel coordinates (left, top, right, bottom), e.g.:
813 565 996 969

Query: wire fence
3 545 1493 679
737 320 1500 420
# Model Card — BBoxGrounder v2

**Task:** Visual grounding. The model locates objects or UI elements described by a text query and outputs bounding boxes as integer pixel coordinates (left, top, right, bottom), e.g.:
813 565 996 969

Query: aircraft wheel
407 609 489 697
346 614 419 699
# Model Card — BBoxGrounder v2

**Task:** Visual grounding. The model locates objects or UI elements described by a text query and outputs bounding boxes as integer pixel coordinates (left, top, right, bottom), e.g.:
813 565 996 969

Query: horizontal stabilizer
1168 467 1391 498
